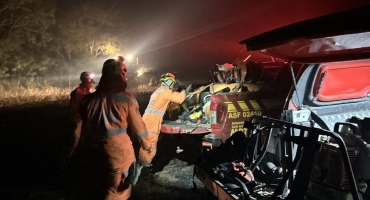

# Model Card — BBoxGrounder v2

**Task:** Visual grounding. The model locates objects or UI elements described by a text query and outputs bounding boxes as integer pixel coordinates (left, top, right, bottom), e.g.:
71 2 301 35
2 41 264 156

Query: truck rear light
209 110 220 129
210 102 218 110
211 123 220 129
210 102 224 129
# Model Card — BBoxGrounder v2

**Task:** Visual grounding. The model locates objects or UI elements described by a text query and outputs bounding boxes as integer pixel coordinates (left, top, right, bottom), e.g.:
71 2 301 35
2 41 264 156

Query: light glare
126 54 133 61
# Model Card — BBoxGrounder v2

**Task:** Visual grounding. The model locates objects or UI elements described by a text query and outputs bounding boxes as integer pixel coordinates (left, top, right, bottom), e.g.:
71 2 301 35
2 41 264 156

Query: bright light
90 73 95 78
137 69 144 77
126 54 133 61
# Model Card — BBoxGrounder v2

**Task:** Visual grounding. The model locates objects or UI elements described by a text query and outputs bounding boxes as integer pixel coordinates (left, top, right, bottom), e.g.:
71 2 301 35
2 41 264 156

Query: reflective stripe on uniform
109 111 120 123
154 88 164 93
101 110 120 125
139 131 148 138
123 170 129 178
107 128 127 135
102 110 109 125
144 109 165 116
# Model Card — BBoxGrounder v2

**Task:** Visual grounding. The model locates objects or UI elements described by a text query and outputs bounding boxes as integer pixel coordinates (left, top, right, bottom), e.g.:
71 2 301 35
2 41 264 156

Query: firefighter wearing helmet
68 71 95 158
78 59 152 199
138 72 186 167
117 56 127 76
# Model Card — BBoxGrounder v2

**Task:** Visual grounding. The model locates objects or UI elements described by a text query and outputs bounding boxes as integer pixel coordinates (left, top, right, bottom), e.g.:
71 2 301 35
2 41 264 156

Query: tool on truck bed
195 115 363 200
178 84 232 124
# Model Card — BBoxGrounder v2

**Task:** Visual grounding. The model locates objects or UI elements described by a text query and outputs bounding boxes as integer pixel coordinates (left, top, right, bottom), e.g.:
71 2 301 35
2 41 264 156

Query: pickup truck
151 61 293 172
153 5 370 200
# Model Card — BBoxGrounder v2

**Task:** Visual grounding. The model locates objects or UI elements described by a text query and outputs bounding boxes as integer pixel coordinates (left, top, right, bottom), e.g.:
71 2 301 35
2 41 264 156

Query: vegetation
0 0 134 89
0 92 206 200
0 83 69 107
0 81 156 107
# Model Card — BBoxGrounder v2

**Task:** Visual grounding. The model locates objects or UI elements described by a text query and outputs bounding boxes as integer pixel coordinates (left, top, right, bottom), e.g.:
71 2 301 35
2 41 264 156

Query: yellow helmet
160 72 176 83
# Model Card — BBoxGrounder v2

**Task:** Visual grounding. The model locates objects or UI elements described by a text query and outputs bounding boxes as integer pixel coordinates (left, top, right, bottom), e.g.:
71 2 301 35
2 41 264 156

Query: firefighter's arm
69 92 77 111
128 97 152 151
70 91 84 122
166 90 186 104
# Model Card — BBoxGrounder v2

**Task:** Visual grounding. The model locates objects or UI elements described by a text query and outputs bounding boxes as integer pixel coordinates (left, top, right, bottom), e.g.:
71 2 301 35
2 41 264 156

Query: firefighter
117 56 127 76
79 59 152 200
233 60 247 83
138 72 186 166
68 71 95 158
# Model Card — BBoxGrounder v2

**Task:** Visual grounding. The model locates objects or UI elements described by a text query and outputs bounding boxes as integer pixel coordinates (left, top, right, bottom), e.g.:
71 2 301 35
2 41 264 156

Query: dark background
1 0 369 86
86 0 370 81
53 0 370 82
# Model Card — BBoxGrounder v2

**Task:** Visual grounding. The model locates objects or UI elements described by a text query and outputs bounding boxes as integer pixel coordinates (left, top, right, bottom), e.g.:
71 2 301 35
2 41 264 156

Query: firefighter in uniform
117 56 127 76
79 59 152 200
138 72 186 166
233 60 247 83
68 71 95 158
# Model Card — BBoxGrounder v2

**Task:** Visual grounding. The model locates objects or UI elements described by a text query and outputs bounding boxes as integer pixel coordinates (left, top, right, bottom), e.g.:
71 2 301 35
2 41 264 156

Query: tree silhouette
0 0 56 87
0 1 131 88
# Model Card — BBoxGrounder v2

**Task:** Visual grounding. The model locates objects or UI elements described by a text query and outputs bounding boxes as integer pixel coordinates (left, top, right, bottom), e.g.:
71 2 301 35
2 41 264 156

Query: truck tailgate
161 120 211 134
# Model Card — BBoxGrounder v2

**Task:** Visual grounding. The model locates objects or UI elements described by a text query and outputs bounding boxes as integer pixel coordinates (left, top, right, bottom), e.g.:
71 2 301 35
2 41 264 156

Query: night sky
61 0 370 81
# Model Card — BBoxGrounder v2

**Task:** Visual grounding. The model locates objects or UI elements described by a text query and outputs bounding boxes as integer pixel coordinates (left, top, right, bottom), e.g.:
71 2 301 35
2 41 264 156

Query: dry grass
0 83 207 200
0 84 157 107
0 85 71 107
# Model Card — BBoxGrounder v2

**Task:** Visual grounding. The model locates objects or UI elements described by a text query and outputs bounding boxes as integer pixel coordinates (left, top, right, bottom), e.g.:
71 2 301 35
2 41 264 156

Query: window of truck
312 60 370 101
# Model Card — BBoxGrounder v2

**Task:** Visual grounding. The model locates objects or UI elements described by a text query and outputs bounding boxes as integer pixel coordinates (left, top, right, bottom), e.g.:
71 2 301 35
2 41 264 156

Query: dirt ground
0 93 208 200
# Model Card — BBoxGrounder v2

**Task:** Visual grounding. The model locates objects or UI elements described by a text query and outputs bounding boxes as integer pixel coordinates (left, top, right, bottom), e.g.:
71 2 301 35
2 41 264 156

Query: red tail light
210 102 219 129
210 101 228 129
211 123 220 129
210 102 218 110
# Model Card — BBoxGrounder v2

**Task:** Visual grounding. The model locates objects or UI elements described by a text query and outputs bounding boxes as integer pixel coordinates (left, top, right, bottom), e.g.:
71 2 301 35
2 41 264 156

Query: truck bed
161 120 211 134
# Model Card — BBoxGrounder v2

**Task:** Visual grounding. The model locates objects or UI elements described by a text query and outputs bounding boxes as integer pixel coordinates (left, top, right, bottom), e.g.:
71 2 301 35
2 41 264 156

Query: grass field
0 84 159 107
0 86 207 200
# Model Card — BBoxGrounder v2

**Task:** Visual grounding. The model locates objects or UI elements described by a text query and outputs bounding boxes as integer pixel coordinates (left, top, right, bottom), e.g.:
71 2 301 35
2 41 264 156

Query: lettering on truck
228 111 262 119
225 100 263 136
230 121 248 136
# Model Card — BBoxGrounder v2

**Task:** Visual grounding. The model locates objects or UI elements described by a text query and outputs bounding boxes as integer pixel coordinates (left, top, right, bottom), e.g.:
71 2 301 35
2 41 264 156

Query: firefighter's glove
139 161 152 168
202 141 213 150
147 145 153 154
177 85 187 91
180 90 187 99
138 146 154 167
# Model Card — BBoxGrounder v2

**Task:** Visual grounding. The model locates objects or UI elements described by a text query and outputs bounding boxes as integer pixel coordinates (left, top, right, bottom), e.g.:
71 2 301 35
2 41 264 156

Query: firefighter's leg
150 133 176 174
105 164 134 200
56 120 82 170
240 65 247 82
233 68 240 82
131 162 143 186
138 130 159 166
69 119 82 158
